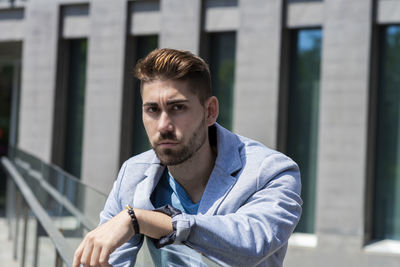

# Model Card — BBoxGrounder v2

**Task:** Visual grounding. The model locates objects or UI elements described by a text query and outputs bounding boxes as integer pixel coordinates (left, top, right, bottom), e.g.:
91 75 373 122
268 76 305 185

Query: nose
158 111 174 133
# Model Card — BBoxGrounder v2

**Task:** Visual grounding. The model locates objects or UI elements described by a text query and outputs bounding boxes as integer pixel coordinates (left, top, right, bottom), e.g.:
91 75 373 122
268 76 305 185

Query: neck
167 138 217 203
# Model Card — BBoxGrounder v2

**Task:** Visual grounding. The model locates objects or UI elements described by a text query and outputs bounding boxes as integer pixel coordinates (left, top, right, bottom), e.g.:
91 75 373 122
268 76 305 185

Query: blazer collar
198 123 243 214
133 161 165 210
212 123 243 175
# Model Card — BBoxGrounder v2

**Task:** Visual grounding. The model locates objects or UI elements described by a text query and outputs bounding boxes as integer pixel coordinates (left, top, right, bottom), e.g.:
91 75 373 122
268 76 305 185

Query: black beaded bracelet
126 205 140 235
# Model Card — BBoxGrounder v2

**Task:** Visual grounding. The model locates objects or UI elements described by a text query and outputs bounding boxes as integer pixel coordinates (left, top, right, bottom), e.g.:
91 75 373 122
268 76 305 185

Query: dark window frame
369 24 400 241
278 27 323 234
201 31 237 131
119 35 158 165
52 38 88 178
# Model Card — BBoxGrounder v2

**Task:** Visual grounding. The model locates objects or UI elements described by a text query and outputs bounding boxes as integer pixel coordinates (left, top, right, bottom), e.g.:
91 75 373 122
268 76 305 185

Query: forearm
134 208 173 239
73 208 173 267
173 210 299 266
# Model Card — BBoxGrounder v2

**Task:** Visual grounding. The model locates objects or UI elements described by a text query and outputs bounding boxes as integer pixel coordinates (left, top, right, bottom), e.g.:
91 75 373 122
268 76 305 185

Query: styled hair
134 48 212 104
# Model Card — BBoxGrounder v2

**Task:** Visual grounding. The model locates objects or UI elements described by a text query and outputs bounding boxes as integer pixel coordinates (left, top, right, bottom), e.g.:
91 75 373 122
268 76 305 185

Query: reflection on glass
64 39 87 178
286 29 322 233
208 32 236 130
373 25 400 241
132 36 158 156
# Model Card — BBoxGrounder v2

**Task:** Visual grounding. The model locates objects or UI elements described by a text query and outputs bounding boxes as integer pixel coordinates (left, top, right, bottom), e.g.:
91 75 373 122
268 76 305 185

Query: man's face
141 79 208 166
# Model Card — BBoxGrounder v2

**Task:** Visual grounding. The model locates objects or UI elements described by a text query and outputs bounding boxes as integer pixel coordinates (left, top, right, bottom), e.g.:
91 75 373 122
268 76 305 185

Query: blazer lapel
133 163 165 209
198 123 243 215
198 166 237 215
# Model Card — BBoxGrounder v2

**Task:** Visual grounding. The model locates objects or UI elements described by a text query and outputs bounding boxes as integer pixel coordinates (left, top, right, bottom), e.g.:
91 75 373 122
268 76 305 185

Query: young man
73 48 302 267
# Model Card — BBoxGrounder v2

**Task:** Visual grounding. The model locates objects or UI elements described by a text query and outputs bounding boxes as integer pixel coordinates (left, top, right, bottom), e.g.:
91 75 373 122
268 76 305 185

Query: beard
152 117 207 166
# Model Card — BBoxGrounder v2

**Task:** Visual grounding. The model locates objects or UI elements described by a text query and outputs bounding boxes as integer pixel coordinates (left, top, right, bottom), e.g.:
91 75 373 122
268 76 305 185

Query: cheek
176 117 201 139
142 117 155 137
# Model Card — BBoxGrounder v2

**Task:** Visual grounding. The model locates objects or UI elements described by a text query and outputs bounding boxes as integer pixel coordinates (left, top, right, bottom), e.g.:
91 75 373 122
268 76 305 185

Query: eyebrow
166 99 189 105
143 102 157 107
143 99 189 107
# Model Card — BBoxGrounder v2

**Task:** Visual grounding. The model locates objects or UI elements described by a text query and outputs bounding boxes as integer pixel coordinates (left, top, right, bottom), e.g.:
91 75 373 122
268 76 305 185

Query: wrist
126 205 140 235
134 208 173 239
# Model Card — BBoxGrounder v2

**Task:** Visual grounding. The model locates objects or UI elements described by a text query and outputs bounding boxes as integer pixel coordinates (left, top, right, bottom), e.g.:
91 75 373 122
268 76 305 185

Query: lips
157 141 179 148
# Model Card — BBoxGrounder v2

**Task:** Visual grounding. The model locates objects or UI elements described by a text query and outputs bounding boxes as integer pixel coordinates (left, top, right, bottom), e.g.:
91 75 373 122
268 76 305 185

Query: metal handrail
12 147 106 197
1 156 75 267
14 158 97 230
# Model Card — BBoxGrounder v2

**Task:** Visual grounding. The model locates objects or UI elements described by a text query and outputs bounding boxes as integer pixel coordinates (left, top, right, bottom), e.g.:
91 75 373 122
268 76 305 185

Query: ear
205 96 219 126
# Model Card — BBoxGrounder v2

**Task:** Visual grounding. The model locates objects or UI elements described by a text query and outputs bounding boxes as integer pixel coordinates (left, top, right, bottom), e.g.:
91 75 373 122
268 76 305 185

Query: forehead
141 79 197 101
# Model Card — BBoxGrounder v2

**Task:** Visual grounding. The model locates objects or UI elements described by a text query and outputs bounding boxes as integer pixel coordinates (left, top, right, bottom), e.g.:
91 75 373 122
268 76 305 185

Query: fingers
89 244 101 266
73 227 115 266
73 233 103 267
80 239 94 266
90 244 114 266
73 240 85 267
73 243 112 267
74 241 112 267
99 246 113 266
72 210 134 266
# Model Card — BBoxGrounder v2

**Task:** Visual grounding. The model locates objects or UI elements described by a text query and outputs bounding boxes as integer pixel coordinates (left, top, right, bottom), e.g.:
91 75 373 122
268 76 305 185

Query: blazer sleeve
171 154 303 267
98 162 144 267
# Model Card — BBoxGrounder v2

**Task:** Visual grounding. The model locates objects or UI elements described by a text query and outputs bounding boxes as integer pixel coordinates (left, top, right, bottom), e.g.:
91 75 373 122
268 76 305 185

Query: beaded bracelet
126 205 140 235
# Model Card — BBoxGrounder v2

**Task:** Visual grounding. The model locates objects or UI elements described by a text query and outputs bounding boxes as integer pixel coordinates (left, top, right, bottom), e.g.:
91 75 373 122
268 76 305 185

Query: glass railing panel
6 147 221 266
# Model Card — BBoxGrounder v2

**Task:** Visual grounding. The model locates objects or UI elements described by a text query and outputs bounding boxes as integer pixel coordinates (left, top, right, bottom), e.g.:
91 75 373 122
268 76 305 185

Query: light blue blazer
100 123 302 267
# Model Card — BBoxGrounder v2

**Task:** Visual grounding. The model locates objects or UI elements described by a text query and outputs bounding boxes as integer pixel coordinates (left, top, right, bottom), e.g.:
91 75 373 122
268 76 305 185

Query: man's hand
73 210 134 267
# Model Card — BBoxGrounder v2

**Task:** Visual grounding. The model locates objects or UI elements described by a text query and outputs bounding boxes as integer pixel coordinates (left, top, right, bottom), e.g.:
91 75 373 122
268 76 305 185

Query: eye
172 104 185 111
145 106 159 113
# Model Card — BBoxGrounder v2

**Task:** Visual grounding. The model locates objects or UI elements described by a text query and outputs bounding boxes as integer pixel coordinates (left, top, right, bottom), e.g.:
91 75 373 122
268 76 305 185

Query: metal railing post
21 201 29 267
14 189 21 260
6 175 15 240
55 250 63 267
33 218 39 267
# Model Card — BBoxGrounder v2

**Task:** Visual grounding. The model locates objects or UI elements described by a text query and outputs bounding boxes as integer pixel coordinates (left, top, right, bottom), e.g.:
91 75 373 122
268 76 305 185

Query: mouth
157 141 179 148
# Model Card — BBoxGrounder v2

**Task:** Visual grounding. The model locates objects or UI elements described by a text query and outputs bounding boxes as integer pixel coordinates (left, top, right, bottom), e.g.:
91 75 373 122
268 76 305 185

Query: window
63 39 87 178
373 25 400 241
131 36 158 156
0 64 12 156
0 63 12 209
286 29 322 233
207 32 236 130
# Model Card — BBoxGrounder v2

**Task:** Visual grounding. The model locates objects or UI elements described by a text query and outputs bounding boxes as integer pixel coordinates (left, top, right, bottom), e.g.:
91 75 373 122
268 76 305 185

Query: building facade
0 0 399 266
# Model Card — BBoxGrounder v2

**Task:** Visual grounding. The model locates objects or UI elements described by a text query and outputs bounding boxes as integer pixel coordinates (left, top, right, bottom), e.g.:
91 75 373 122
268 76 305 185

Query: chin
157 152 192 166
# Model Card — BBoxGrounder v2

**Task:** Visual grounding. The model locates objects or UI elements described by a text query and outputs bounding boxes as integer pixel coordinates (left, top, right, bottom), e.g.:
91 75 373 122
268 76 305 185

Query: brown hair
134 48 212 104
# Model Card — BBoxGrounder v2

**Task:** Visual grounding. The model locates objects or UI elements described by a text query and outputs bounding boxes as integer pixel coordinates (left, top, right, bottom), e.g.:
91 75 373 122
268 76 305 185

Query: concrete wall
316 0 372 247
18 0 59 162
160 0 202 54
80 0 127 194
234 0 283 149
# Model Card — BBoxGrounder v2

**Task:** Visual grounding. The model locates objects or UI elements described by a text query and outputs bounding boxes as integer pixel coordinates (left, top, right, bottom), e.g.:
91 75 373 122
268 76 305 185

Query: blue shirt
148 170 205 266
151 169 200 215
